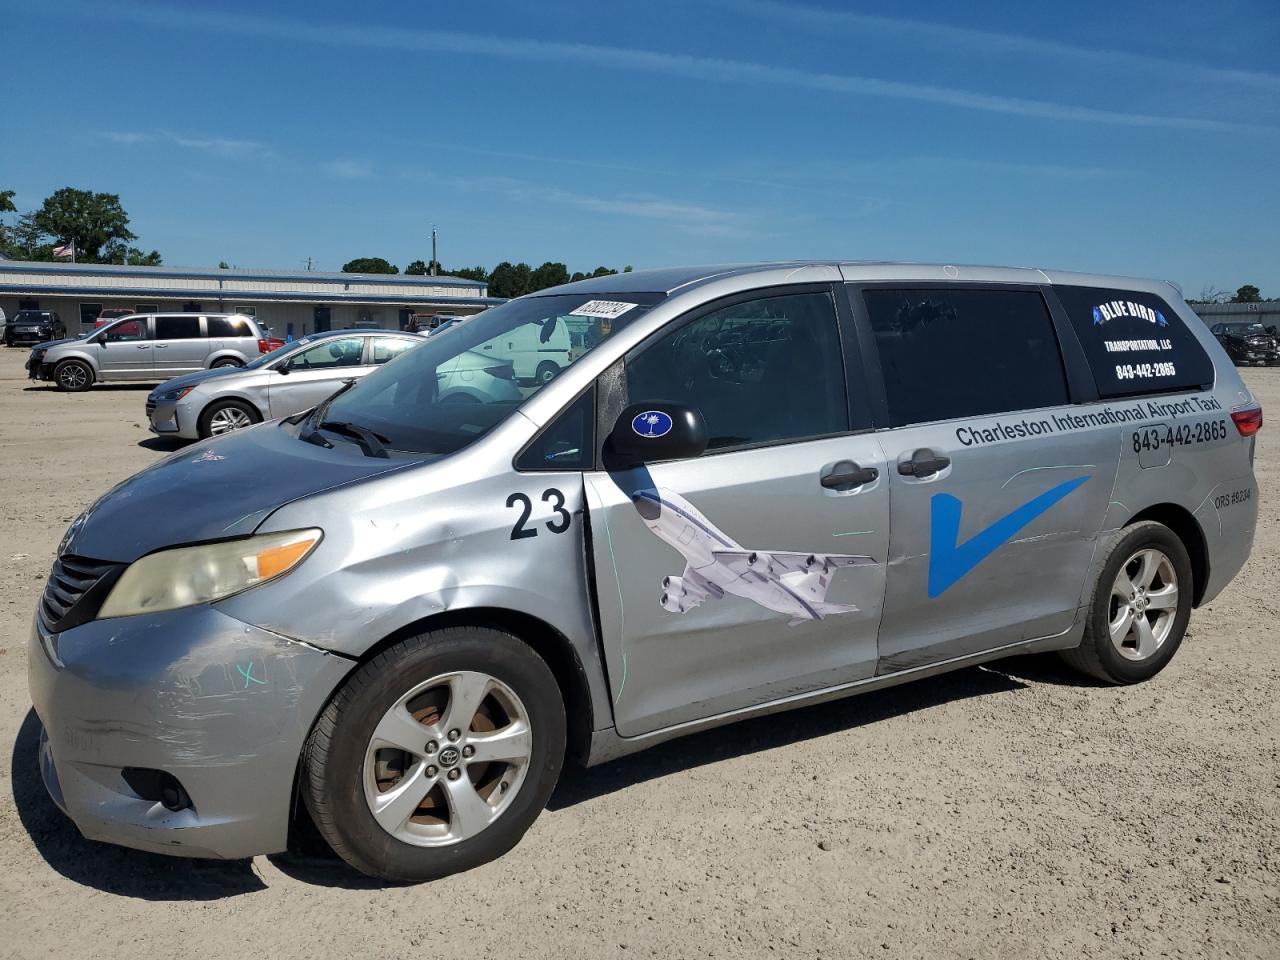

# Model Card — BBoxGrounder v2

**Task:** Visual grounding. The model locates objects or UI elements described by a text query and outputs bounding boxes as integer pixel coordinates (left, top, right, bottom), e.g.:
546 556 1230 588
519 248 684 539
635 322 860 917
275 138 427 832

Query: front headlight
97 529 323 619
162 385 196 401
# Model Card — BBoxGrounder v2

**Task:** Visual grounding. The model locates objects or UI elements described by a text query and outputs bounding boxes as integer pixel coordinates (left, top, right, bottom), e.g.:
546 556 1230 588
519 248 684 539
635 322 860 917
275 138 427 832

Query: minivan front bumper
28 604 351 860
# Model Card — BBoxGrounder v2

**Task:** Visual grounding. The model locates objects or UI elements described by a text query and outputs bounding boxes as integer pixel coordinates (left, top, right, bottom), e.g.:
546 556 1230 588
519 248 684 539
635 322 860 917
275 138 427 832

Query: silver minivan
28 263 1261 882
27 313 264 391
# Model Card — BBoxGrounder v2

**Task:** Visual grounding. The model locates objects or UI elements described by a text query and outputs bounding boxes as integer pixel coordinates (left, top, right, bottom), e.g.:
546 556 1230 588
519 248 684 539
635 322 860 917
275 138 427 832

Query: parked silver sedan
147 330 426 439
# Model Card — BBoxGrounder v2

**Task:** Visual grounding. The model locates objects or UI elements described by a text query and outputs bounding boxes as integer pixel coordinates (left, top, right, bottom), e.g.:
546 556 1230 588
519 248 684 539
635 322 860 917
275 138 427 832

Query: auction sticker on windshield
569 300 638 320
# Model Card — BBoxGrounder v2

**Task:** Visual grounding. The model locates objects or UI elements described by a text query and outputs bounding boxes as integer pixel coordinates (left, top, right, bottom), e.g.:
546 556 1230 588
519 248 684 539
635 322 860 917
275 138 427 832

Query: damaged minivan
28 263 1260 881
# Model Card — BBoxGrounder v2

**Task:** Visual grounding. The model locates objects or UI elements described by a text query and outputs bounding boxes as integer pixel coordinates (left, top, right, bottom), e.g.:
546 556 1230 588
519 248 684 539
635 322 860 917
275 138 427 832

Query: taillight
1231 405 1263 437
258 338 270 354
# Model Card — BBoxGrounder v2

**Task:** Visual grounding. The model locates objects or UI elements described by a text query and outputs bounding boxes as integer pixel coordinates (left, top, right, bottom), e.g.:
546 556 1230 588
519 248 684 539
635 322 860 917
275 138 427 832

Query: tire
1059 520 1193 684
535 360 560 384
197 399 260 438
211 357 243 369
53 359 93 392
301 626 566 882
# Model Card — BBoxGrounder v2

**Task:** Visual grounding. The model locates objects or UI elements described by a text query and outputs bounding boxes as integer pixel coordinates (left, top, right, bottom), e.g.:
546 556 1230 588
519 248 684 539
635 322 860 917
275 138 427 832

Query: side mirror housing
606 402 708 468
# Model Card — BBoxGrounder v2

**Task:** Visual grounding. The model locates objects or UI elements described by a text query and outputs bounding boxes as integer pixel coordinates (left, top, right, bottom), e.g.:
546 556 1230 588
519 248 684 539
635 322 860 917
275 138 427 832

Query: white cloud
83 2 1268 134
101 130 270 158
323 159 373 179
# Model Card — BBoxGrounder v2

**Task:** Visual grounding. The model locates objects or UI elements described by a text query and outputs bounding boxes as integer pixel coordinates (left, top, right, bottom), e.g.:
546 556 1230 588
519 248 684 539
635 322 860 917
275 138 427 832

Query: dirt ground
0 346 1276 960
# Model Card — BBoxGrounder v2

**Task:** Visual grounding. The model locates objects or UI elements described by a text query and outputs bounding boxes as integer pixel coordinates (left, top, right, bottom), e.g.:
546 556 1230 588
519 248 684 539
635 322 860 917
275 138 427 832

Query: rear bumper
28 605 352 860
1194 473 1259 605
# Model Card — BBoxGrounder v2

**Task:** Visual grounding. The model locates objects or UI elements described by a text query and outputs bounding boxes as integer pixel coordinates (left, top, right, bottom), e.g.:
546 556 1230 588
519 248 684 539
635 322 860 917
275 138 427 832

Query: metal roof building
0 260 502 337
1189 300 1280 328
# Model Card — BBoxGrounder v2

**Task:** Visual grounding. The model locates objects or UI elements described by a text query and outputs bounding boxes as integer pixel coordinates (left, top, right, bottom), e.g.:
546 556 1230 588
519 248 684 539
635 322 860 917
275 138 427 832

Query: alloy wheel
58 365 87 389
1108 547 1179 661
363 670 533 847
207 406 253 434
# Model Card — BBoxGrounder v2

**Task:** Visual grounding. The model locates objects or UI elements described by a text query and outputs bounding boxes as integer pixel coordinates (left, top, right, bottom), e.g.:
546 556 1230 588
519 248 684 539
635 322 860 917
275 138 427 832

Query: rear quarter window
1054 286 1214 398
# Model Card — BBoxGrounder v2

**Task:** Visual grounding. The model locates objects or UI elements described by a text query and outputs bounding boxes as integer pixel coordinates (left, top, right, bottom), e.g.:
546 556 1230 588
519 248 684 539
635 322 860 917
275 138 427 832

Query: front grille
41 555 122 632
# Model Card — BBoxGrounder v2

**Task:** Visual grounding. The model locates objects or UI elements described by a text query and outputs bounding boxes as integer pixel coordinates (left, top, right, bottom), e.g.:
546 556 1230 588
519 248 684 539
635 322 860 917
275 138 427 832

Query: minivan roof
543 262 1182 298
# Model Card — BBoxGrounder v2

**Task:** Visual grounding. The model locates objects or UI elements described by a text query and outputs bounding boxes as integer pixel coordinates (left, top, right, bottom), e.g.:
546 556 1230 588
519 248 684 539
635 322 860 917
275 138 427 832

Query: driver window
290 336 365 369
105 319 150 342
625 292 848 452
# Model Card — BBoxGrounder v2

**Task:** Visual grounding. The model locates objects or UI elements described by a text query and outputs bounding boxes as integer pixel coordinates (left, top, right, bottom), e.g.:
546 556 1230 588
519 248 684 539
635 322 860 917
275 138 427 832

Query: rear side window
372 337 419 364
863 288 1068 427
1053 286 1213 397
156 316 201 340
207 316 252 338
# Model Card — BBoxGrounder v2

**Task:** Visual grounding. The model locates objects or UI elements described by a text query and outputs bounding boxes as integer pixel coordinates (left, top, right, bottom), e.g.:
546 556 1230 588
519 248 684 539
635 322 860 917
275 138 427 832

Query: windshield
1226 323 1266 334
318 292 660 455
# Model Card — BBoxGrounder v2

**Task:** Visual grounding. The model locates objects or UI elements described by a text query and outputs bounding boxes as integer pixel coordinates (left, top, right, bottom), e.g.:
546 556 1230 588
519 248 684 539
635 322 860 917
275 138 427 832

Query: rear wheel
1060 520 1192 684
211 357 243 369
197 399 260 438
301 626 565 882
53 359 93 392
536 360 560 384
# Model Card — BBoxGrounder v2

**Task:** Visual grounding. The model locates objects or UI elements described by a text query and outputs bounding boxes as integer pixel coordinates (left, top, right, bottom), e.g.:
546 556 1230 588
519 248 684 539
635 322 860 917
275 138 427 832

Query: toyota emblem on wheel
438 745 461 767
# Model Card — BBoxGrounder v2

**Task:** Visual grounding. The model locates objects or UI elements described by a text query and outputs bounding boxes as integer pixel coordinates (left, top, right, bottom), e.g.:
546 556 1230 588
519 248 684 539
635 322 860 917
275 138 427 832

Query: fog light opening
121 767 193 812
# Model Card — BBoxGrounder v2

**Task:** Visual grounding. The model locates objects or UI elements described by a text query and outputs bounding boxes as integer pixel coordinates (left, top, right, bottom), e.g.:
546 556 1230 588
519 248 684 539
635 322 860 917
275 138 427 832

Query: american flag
52 241 75 259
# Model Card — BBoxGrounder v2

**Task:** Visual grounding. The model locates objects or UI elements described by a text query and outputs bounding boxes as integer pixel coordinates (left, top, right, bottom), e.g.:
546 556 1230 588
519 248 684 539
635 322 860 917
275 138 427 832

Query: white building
0 260 501 337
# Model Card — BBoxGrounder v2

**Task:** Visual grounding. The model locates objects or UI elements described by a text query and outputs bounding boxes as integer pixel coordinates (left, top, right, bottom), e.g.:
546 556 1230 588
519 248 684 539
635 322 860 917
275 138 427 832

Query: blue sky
4 0 1278 295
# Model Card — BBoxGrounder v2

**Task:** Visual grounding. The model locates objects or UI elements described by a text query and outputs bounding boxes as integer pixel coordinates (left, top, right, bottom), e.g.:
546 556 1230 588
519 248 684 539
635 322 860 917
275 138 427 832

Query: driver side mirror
89 333 105 345
606 402 708 468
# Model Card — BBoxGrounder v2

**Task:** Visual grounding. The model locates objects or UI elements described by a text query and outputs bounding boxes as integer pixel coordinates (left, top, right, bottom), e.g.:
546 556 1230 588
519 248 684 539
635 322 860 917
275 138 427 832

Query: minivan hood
33 335 82 350
61 422 419 563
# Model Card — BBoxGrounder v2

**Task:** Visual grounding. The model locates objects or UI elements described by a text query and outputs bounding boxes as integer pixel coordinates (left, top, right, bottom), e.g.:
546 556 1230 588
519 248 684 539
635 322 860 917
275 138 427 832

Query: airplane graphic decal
631 487 876 625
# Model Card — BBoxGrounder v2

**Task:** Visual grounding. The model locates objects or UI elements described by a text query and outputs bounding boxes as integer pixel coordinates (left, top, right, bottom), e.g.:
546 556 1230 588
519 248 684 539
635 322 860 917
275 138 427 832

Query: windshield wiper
298 379 357 447
318 420 390 459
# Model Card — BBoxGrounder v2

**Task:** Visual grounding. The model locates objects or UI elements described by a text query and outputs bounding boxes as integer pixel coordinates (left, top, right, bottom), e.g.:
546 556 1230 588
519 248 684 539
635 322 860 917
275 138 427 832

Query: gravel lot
1 346 1276 960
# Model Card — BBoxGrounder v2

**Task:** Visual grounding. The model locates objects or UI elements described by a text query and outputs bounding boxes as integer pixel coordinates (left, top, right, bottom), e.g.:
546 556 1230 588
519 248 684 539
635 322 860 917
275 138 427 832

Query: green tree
218 260 231 269
529 261 570 292
623 265 633 273
590 265 617 278
488 261 533 298
341 257 398 274
0 190 15 214
34 187 136 261
1231 284 1263 303
451 265 489 283
9 212 46 257
103 240 162 266
404 259 428 275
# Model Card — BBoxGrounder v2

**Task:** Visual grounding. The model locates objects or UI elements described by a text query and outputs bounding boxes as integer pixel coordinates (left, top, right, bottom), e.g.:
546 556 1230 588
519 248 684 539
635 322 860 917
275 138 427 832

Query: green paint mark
236 663 267 688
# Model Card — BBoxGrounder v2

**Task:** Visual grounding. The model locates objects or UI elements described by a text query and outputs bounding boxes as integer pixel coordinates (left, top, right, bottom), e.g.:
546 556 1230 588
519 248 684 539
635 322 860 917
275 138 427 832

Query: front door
97 317 153 378
266 335 368 418
853 284 1120 672
153 315 210 375
585 287 889 737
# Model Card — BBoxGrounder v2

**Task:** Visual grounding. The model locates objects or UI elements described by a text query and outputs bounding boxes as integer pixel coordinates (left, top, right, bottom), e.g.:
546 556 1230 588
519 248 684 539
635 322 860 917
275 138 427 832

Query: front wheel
1059 520 1193 684
53 359 94 392
301 627 566 882
197 399 260 437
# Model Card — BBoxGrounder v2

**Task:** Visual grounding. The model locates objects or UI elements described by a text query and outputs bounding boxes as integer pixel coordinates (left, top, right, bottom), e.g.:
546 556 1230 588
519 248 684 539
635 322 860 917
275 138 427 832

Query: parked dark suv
1210 321 1280 366
4 310 65 347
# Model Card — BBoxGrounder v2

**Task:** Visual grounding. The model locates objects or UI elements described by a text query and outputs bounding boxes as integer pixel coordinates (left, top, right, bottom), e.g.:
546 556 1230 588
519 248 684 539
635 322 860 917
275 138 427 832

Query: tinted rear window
1054 286 1214 398
207 316 253 338
863 288 1068 427
156 316 202 340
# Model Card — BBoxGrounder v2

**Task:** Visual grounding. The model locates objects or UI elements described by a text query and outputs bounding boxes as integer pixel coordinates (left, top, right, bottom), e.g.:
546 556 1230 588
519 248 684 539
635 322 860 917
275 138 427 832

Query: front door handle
897 448 951 478
821 460 878 490
154 344 168 349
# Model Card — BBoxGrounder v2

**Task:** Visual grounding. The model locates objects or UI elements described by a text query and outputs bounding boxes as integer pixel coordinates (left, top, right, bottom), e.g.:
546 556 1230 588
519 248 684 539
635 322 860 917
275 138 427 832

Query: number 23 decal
507 488 571 540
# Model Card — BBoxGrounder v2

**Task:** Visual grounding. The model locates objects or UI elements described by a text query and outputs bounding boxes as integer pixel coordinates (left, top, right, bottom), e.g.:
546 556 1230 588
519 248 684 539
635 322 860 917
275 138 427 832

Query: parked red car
93 308 137 328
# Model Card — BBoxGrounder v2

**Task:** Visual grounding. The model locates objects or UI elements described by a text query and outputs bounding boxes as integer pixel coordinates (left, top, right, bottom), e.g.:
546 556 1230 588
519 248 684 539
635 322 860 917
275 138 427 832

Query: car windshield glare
319 292 659 455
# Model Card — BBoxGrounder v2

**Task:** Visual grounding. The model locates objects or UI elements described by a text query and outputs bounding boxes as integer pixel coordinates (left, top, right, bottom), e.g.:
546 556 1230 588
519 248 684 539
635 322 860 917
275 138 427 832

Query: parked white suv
26 313 266 391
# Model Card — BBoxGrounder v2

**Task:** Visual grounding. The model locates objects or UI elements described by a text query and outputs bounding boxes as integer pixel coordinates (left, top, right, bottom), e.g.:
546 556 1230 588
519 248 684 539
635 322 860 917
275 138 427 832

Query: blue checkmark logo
928 475 1090 597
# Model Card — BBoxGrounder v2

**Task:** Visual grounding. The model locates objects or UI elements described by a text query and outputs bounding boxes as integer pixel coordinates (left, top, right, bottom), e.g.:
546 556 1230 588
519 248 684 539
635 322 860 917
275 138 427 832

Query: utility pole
305 256 314 271
430 225 437 276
